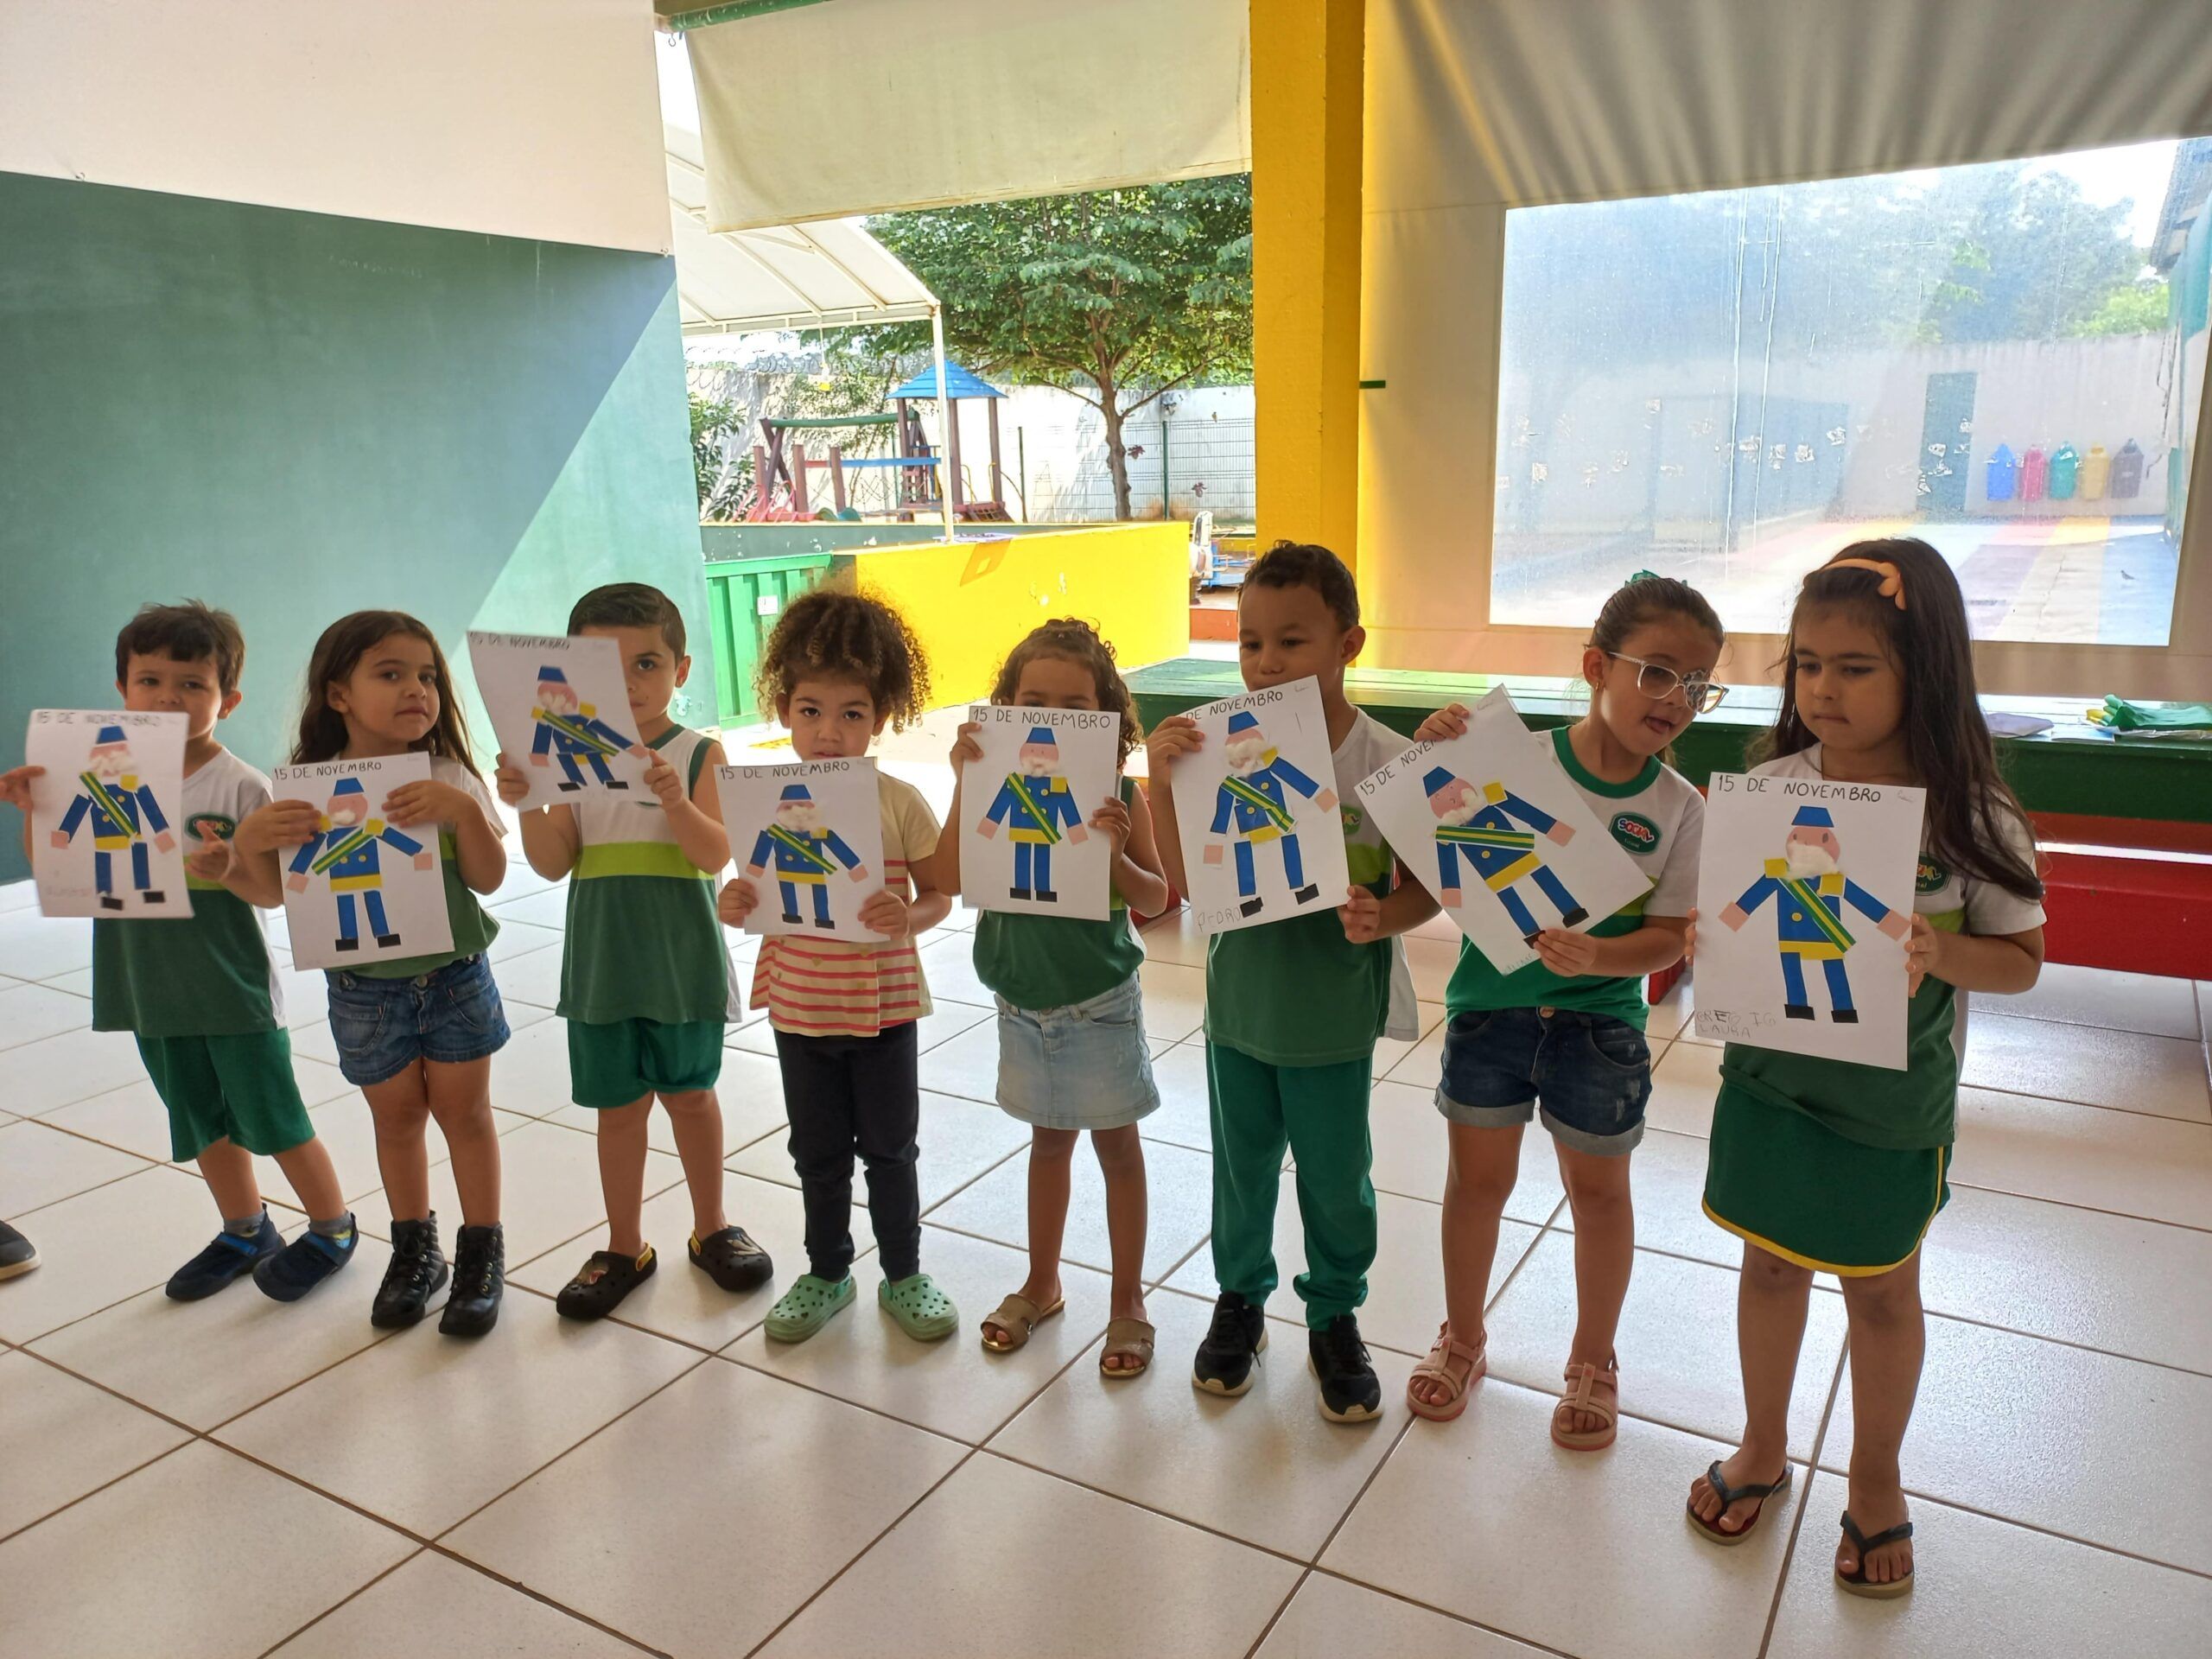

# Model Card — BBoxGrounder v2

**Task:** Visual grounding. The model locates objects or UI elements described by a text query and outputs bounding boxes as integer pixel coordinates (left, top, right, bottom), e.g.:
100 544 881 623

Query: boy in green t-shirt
1147 543 1436 1422
1 604 357 1303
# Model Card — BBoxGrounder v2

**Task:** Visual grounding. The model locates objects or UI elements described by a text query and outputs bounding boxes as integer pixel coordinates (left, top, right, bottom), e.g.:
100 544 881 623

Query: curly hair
754 584 931 731
990 618 1141 767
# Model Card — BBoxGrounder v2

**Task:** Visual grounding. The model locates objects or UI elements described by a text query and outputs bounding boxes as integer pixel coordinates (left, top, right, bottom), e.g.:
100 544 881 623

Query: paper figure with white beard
1718 804 1911 1025
1204 708 1337 919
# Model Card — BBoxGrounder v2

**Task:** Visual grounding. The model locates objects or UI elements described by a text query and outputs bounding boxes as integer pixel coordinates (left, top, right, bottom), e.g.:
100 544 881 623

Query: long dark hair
291 610 482 776
992 619 1141 767
1754 538 2041 901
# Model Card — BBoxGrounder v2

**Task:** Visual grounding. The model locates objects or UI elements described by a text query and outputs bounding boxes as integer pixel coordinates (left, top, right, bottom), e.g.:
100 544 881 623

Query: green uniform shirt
92 747 283 1038
1205 711 1418 1066
975 779 1145 1009
351 757 502 979
1718 747 2046 1150
559 726 739 1026
1444 728 1705 1030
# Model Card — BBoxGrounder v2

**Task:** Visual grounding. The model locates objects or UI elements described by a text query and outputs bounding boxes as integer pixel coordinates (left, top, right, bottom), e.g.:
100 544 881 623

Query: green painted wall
0 170 709 880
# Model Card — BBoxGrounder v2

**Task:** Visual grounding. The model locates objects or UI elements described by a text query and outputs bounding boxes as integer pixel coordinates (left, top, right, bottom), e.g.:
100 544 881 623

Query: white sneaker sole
1192 1324 1268 1395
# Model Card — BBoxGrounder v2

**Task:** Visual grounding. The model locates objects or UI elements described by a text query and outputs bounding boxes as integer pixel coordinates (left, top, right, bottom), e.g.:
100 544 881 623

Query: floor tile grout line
0 1433 198 1549
402 1540 677 1657
712 1338 1005 1452
1239 1569 1310 1659
1756 1338 1849 1658
1941 1173 2212 1238
5 1157 168 1222
738 1446 984 1659
1956 1077 2212 1128
250 1546 434 1659
1299 1563 1591 1659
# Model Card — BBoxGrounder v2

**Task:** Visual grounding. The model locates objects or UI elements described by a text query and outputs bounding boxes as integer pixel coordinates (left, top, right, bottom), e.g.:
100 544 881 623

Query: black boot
372 1213 448 1329
439 1223 505 1338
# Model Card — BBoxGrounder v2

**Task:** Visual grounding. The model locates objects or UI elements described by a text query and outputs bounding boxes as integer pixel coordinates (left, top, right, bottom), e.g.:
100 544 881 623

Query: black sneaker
0 1219 37 1280
372 1214 448 1328
439 1223 505 1338
690 1225 773 1293
1309 1313 1382 1423
167 1213 282 1300
254 1217 359 1303
1192 1292 1268 1396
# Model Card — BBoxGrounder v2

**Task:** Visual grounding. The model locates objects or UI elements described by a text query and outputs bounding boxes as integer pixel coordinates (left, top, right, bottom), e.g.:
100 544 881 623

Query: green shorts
135 1030 316 1163
1702 1084 1949 1277
567 1016 724 1109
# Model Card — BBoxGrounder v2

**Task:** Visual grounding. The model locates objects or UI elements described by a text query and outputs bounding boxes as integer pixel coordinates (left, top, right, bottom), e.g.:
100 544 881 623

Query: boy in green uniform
2 604 357 1301
497 583 771 1319
1147 543 1435 1421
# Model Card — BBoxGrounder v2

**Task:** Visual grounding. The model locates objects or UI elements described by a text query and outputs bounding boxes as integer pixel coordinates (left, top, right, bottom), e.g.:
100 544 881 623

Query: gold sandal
1552 1354 1619 1450
1098 1316 1155 1378
1405 1321 1486 1422
980 1292 1063 1352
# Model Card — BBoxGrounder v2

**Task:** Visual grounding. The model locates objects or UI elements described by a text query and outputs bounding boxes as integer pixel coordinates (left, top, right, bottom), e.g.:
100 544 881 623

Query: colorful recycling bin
2048 443 2079 500
2111 439 2145 499
2079 444 2110 500
2021 445 2048 503
1984 443 2018 502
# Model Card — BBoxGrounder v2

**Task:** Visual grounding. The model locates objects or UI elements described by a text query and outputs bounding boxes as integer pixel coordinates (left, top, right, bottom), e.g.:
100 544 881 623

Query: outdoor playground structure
747 361 1014 523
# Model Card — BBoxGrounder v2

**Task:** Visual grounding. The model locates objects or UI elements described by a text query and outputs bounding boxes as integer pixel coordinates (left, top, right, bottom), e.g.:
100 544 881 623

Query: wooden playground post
988 400 1004 509
789 443 810 516
945 393 966 512
828 444 849 513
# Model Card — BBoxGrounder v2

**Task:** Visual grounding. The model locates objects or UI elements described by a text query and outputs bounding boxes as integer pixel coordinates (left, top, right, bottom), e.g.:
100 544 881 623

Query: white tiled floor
3 877 2209 1657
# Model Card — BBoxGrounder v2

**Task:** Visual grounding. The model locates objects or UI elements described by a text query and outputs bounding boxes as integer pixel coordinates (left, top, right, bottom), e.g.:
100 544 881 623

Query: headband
1820 556 1907 611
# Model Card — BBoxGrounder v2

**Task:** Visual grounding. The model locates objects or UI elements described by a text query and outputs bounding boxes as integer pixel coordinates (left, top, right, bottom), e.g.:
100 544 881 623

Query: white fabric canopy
666 123 936 335
684 0 1250 233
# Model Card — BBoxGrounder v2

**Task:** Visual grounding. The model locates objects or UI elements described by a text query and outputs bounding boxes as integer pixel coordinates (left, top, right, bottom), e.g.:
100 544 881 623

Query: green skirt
1703 1084 1948 1276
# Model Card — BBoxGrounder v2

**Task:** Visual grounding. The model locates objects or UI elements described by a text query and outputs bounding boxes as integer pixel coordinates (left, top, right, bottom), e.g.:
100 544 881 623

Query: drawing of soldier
51 724 176 911
1205 709 1336 919
976 726 1090 902
1425 766 1587 944
284 776 433 953
530 665 644 792
1719 804 1910 1022
745 783 869 928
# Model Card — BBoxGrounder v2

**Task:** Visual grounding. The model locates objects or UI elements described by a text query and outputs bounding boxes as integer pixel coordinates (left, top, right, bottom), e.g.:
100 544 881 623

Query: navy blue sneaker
252 1217 359 1303
167 1214 283 1301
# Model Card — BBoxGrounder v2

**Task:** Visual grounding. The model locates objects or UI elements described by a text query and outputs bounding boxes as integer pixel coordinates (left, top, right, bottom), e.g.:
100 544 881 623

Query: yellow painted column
1251 0 1364 567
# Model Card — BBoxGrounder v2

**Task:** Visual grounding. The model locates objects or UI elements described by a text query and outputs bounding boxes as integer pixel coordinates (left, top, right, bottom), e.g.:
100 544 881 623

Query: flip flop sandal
765 1274 855 1342
1552 1355 1619 1450
690 1225 773 1293
1406 1321 1487 1422
556 1246 656 1321
980 1292 1063 1352
1686 1460 1794 1546
1098 1317 1156 1378
1836 1512 1916 1598
880 1273 959 1342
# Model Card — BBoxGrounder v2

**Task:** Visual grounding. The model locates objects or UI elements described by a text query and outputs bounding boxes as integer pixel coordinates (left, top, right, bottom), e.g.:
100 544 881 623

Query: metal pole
930 307 956 544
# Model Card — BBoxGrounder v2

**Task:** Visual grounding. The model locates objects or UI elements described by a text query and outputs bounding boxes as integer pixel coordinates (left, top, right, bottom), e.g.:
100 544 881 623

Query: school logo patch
1610 812 1661 855
184 812 237 846
1341 804 1364 835
1915 856 1948 894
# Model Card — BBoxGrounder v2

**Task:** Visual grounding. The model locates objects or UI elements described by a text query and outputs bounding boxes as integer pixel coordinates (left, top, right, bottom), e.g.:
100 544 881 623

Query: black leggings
772 1022 922 1281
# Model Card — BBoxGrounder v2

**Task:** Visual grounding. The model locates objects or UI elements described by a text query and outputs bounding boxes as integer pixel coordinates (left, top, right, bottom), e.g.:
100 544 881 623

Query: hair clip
1626 569 1660 584
1821 556 1907 611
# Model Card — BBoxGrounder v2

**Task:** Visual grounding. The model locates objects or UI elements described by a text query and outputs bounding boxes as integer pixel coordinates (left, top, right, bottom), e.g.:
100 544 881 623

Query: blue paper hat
1792 805 1834 829
332 776 365 797
779 784 812 802
1423 766 1457 796
1227 710 1260 734
537 665 569 684
1024 726 1058 747
94 724 126 746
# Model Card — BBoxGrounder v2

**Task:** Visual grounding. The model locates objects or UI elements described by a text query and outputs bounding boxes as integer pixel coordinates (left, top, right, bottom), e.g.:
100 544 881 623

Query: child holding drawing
937 620 1170 1376
237 611 511 1335
1402 574 1721 1440
2 602 358 1304
1684 541 2044 1598
495 582 770 1320
715 587 957 1344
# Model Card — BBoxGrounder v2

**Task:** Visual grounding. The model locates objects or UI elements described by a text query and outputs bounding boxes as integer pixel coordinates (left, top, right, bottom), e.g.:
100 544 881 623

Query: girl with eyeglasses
1402 573 1725 1446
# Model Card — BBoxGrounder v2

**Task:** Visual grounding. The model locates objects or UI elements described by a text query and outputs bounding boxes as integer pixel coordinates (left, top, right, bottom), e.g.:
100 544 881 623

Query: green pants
1206 1040 1376 1327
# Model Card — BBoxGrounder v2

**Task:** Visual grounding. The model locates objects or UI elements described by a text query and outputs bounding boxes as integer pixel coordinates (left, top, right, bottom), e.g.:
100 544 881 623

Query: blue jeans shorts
994 976 1160 1133
1434 1005 1651 1156
326 954 511 1087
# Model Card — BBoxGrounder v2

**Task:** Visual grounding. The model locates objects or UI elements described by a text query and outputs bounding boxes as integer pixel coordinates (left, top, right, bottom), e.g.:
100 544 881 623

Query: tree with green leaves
860 175 1252 519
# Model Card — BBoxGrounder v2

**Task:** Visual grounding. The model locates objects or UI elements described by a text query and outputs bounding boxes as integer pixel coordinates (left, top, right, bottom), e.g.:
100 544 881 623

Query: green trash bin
2048 443 2080 501
701 552 837 728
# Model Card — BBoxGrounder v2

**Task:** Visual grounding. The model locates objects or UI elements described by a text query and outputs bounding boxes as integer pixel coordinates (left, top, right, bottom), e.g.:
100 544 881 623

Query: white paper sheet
467 632 651 812
718 758 888 941
270 753 454 970
27 709 191 919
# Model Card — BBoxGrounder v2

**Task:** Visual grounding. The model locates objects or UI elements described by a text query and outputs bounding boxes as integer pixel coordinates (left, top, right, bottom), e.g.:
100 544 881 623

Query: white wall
0 0 670 254
993 385 1256 523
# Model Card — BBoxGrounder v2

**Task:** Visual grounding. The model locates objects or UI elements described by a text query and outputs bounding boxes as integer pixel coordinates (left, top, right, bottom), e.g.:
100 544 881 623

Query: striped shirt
753 772 941 1038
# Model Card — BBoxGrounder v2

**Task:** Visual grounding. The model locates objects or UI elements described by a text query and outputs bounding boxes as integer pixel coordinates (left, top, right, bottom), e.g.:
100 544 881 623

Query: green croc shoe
764 1274 854 1343
880 1273 959 1342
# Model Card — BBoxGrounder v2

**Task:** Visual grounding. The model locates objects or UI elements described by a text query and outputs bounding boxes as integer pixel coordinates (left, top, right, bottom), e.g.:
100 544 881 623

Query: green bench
1127 658 2212 980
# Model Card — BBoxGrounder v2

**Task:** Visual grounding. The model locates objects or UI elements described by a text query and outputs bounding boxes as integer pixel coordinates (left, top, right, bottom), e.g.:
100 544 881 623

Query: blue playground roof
888 361 1004 401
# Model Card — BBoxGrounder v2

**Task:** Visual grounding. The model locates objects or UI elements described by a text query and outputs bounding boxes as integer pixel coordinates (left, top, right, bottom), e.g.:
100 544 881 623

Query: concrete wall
992 386 1257 524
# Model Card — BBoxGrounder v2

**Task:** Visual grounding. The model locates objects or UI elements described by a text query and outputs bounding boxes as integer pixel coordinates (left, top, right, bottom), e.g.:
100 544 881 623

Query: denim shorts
326 954 511 1087
995 976 1160 1132
1434 1005 1651 1156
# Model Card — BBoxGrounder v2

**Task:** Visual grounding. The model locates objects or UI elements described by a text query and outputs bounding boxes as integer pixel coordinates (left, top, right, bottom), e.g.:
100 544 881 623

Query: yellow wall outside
852 524 1190 711
1251 0 1365 569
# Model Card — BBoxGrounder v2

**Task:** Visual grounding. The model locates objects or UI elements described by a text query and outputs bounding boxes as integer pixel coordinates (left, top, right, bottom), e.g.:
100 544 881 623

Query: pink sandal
1405 1321 1486 1422
1552 1354 1619 1450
